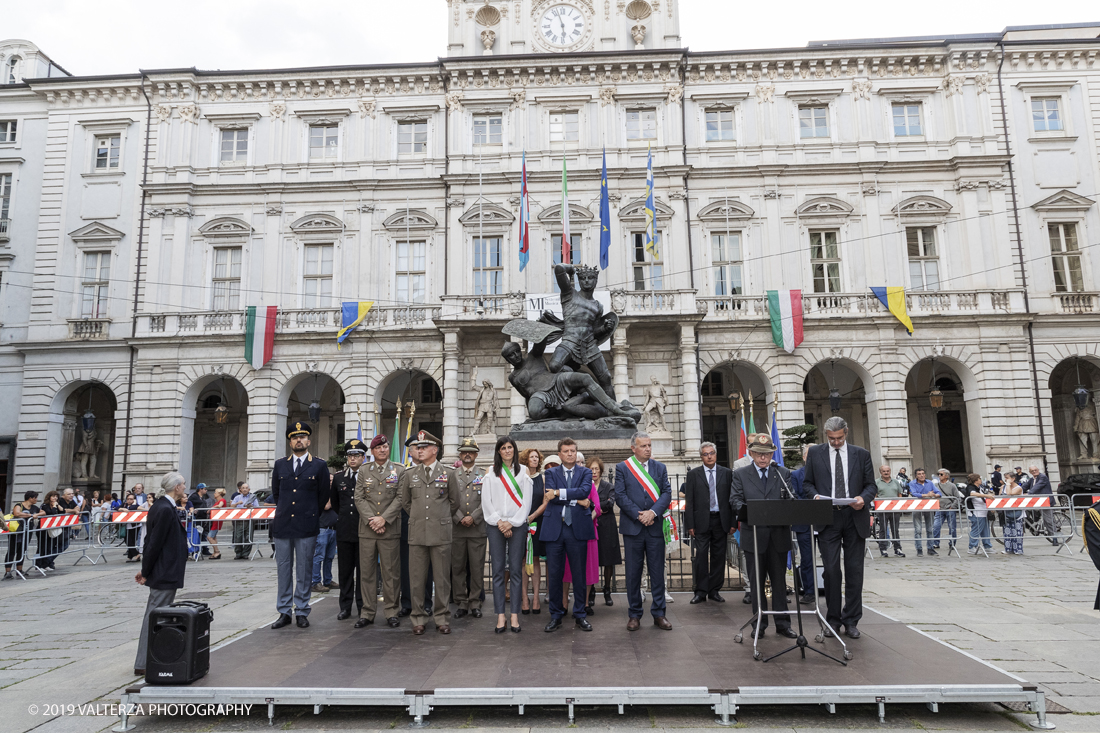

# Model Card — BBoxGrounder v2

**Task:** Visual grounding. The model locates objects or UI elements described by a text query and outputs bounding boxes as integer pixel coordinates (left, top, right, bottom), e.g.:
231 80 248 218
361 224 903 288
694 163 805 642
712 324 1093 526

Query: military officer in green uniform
450 437 487 619
353 434 405 629
401 430 459 635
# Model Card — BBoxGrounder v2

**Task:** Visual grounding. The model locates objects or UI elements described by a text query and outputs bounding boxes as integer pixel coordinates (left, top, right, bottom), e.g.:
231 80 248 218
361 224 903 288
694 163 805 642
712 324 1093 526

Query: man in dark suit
1027 464 1060 545
615 432 673 631
331 437 367 621
542 437 596 632
270 421 332 629
134 471 189 676
684 441 733 603
730 434 798 638
801 416 877 639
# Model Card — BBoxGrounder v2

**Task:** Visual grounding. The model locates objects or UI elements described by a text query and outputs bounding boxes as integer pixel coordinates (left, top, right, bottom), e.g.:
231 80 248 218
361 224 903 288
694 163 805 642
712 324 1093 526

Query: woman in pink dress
563 457 602 615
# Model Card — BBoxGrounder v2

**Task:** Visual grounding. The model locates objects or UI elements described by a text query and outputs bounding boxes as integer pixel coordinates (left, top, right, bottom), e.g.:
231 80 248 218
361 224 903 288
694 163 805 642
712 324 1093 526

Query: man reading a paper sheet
800 416 877 640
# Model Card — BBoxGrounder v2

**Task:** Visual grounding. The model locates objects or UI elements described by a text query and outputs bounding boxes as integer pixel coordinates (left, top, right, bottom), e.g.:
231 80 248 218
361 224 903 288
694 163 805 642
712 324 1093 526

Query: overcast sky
6 0 1099 76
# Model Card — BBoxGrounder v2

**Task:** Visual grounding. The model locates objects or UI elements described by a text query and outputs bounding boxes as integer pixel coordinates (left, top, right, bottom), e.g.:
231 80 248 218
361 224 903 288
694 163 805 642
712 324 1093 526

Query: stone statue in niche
641 375 670 434
74 428 102 480
472 380 498 435
1074 397 1100 460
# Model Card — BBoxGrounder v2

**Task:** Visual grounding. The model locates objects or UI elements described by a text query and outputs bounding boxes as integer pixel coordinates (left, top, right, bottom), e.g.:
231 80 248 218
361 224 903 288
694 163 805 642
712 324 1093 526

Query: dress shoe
603 587 613 606
438 625 451 635
337 610 351 621
708 592 725 603
776 627 799 639
398 608 412 617
584 605 594 616
471 608 482 618
134 668 145 677
354 618 373 628
511 624 521 633
386 617 400 628
495 624 507 634
743 591 753 604
575 618 593 632
326 581 339 589
626 617 641 631
750 625 766 638
799 594 816 606
654 617 672 631
271 613 292 629
412 625 426 635
311 583 329 593
296 615 310 628
453 608 468 619
821 627 836 638
689 592 707 604
544 617 563 632
844 625 861 639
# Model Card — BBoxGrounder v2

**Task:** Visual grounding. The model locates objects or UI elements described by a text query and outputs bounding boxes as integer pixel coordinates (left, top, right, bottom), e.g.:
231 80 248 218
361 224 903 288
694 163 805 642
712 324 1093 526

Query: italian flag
245 306 277 369
767 290 803 354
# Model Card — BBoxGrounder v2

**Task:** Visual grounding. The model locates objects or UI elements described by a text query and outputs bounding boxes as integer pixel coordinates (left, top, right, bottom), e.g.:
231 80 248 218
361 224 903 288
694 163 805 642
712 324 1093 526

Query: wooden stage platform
118 592 1055 729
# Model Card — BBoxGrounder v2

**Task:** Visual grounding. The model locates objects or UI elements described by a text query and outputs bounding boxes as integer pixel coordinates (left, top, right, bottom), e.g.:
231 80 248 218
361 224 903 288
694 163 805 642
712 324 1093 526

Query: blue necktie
563 469 573 526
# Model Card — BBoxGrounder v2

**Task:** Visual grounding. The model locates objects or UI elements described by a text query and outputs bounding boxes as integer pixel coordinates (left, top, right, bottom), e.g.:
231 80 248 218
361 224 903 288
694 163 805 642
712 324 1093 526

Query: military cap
369 434 389 450
287 421 312 439
345 438 367 455
458 437 480 453
747 433 778 454
414 430 442 447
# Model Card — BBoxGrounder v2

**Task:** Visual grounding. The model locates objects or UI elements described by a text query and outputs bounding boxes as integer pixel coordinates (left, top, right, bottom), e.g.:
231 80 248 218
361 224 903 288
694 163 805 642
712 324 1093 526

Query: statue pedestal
472 433 498 452
649 434 674 461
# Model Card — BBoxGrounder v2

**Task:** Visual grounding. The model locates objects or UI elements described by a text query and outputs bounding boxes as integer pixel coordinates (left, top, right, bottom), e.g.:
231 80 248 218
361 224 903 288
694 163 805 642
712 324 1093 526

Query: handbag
47 527 64 538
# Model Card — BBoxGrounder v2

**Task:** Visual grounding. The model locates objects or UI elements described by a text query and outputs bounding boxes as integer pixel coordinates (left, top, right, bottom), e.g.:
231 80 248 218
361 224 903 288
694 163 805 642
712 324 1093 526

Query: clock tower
446 0 682 56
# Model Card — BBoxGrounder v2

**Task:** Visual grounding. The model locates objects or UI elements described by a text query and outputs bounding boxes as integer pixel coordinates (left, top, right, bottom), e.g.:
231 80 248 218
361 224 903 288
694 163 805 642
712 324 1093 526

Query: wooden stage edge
116 595 1056 731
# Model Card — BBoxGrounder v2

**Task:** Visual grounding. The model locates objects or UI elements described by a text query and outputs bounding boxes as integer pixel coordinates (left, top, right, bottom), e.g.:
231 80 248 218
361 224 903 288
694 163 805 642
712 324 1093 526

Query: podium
735 498 851 665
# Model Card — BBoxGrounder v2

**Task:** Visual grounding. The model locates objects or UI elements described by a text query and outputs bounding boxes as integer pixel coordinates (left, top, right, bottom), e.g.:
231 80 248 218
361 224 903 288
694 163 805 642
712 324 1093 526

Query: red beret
369 435 389 449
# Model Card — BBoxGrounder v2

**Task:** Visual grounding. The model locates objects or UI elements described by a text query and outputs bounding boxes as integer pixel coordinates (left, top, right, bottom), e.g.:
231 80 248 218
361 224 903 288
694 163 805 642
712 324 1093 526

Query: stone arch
903 350 983 476
1045 352 1100 477
802 356 880 458
373 366 444 453
45 378 121 495
697 355 775 466
275 369 349 461
178 369 254 488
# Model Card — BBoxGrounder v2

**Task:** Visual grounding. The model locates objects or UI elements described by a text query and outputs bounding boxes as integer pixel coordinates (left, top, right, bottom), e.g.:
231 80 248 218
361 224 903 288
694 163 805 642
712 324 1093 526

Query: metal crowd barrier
963 495 1075 557
871 498 962 558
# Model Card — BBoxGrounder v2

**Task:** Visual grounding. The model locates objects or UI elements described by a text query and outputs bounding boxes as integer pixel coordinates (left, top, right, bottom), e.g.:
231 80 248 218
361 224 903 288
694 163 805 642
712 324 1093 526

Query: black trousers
818 507 866 629
336 539 363 614
874 513 902 552
743 536 790 630
692 513 726 594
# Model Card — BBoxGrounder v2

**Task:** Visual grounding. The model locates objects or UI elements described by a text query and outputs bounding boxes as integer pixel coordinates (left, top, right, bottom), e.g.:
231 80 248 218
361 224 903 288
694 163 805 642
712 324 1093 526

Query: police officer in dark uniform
331 437 367 620
271 421 332 629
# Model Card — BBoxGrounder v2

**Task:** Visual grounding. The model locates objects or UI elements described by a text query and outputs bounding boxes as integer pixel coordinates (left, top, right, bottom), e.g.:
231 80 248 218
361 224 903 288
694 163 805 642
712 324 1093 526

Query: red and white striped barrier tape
39 514 81 529
209 507 275 520
986 496 1051 510
111 511 148 523
873 499 940 511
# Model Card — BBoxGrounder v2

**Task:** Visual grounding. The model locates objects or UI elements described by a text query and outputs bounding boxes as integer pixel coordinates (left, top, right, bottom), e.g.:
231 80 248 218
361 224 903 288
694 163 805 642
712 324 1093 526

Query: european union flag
599 148 610 270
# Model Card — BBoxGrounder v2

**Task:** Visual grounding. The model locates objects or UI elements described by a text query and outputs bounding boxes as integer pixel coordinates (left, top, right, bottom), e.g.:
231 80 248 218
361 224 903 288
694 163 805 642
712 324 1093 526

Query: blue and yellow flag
337 301 373 347
870 287 913 335
599 148 611 269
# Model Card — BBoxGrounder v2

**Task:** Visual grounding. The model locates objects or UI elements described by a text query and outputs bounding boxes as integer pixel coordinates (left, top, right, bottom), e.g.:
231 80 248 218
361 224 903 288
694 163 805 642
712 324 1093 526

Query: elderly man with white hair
133 472 190 677
1026 464 1060 546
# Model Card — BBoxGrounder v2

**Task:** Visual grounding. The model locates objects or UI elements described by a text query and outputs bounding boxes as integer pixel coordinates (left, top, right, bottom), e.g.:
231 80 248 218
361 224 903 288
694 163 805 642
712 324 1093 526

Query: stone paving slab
0 540 1097 733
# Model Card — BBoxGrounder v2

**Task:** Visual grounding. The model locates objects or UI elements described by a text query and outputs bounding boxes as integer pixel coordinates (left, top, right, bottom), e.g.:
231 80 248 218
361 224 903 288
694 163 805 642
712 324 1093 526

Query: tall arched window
6 57 20 84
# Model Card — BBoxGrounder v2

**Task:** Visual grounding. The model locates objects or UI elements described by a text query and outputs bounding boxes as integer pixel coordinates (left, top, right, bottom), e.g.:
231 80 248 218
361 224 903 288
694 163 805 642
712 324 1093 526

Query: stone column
679 323 702 449
612 326 629 403
442 329 461 457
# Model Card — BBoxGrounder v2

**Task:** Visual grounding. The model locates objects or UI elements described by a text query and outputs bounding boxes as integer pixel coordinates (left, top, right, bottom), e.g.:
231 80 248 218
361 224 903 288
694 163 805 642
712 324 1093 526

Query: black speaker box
145 600 213 685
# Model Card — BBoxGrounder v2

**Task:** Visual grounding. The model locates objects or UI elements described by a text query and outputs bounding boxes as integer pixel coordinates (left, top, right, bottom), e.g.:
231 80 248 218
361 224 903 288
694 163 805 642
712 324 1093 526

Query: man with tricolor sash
613 432 674 631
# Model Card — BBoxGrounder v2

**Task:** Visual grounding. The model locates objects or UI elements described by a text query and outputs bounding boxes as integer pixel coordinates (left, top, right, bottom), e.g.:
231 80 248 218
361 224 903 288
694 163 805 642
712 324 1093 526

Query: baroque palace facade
2 3 1100 504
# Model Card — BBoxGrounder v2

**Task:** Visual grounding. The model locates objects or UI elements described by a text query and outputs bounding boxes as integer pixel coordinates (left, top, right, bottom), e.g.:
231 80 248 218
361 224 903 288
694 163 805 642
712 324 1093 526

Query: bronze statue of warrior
539 263 618 401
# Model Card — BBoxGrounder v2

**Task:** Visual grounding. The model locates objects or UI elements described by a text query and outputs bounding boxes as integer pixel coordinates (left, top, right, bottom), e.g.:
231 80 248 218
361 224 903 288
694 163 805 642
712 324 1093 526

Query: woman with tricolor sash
483 436 534 633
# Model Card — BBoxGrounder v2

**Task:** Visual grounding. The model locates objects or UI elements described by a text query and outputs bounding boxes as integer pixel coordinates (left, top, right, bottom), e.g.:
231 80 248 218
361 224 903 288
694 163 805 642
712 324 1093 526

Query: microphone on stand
772 460 793 500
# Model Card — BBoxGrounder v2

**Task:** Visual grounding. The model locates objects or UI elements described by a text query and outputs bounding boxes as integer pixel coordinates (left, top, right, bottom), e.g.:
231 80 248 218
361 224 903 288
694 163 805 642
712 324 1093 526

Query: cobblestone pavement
1 530 1098 733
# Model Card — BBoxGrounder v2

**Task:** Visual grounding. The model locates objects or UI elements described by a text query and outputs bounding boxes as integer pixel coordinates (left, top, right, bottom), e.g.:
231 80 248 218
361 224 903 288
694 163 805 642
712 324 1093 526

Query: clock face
539 4 587 48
